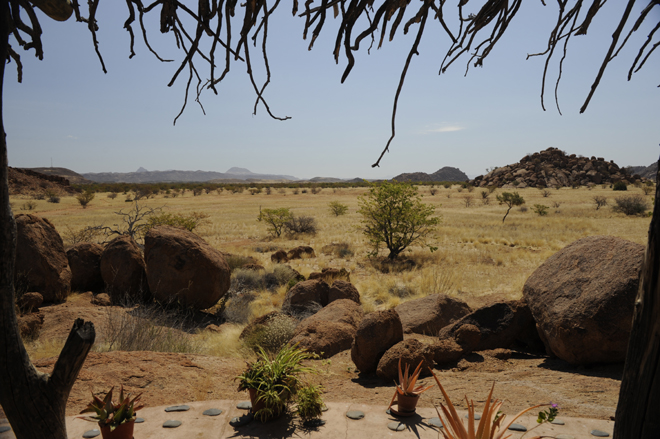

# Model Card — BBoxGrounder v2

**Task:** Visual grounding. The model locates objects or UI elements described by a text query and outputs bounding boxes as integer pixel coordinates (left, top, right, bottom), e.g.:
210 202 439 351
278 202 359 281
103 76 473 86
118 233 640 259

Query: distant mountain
82 168 299 183
393 166 468 183
26 167 93 184
628 163 657 181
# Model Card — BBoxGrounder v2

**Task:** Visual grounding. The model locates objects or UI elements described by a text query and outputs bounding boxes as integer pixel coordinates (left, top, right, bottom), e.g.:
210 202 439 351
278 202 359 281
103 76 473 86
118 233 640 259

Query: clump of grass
612 195 649 216
321 242 354 258
198 325 251 358
242 313 298 353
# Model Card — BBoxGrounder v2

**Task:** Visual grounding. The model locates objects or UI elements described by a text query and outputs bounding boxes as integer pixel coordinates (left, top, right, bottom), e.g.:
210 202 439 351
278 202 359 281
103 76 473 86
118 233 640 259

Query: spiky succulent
79 386 144 431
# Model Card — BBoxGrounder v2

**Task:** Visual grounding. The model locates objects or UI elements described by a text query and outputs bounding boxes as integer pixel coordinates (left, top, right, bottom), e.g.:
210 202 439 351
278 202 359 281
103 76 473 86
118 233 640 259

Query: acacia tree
358 181 439 259
0 1 658 438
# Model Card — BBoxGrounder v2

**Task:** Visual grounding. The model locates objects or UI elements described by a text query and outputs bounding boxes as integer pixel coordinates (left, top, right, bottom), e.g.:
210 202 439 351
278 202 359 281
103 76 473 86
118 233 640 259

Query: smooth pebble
346 410 365 420
591 430 610 437
203 408 223 416
163 420 182 428
387 422 406 432
236 401 252 410
164 405 189 412
82 430 99 438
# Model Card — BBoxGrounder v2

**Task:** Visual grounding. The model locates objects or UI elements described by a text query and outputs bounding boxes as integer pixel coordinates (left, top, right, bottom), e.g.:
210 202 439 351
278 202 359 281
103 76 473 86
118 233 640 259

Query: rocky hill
393 166 468 183
9 167 78 195
26 167 93 185
628 162 657 181
469 148 648 189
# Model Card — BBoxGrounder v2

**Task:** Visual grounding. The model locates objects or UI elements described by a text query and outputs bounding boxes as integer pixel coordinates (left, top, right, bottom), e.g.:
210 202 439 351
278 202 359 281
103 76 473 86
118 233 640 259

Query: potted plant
236 343 324 422
387 357 434 415
78 386 144 439
428 369 559 439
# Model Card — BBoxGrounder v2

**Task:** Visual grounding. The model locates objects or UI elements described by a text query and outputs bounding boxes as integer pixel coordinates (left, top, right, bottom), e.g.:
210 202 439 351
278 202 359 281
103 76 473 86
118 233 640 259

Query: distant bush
76 189 96 208
45 190 60 203
613 181 628 191
642 184 654 196
21 201 37 211
284 215 317 237
328 201 349 216
107 192 118 199
533 204 549 216
593 196 608 210
612 195 649 216
145 211 209 233
321 242 354 259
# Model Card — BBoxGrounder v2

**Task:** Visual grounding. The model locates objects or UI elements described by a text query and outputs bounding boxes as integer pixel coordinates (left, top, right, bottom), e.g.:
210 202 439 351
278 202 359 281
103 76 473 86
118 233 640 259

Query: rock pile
470 147 648 188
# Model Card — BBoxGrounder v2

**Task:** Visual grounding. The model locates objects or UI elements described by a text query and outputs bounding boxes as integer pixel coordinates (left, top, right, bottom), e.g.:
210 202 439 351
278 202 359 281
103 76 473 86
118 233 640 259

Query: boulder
376 338 434 381
328 280 361 304
144 226 231 310
395 294 471 335
91 293 112 307
14 214 71 302
437 301 537 353
287 246 316 260
271 250 288 263
17 311 44 340
67 243 104 292
289 299 364 358
308 267 351 283
351 309 403 374
523 235 644 364
282 279 330 315
100 235 150 303
17 292 43 313
431 338 465 365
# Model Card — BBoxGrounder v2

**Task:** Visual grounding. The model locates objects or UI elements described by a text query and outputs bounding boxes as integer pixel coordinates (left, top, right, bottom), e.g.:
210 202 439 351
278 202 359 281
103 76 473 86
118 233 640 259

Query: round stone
465 414 481 420
236 401 252 410
591 430 610 437
388 422 406 432
135 418 145 424
386 409 392 415
346 410 365 420
508 423 527 431
0 427 11 434
551 419 565 425
321 405 329 412
203 408 223 416
229 413 254 427
82 429 100 438
165 405 190 412
163 420 182 428
556 435 576 439
303 418 326 428
428 417 444 428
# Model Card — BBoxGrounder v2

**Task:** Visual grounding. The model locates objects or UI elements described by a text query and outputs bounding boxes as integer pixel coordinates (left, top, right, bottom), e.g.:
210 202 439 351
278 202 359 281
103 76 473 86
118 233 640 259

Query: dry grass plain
11 184 652 316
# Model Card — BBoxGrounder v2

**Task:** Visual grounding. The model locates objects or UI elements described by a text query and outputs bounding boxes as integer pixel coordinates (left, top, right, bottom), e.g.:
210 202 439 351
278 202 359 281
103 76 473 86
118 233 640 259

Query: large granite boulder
395 294 471 335
523 235 644 364
287 246 315 260
282 279 331 315
437 300 537 353
308 267 351 283
67 242 104 292
14 214 71 302
376 338 434 381
289 299 364 358
144 226 231 310
351 309 403 374
100 235 150 303
328 280 361 305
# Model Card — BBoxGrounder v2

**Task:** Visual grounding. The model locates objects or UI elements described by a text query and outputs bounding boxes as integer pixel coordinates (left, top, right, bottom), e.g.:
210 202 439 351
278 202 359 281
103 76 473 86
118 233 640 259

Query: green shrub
284 215 317 237
496 191 525 222
76 189 96 208
257 207 293 237
613 181 628 191
242 314 297 353
328 200 349 216
145 211 209 232
612 195 649 216
532 204 549 216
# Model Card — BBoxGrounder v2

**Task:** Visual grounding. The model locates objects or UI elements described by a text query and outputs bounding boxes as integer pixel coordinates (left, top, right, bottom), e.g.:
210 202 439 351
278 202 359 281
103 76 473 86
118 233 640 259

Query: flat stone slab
552 419 566 425
236 401 252 410
304 419 326 428
428 417 444 428
164 405 190 412
82 429 99 438
591 430 610 437
346 410 365 420
508 423 527 431
203 408 223 416
0 427 10 434
135 418 145 424
387 421 406 431
556 435 576 439
163 420 182 428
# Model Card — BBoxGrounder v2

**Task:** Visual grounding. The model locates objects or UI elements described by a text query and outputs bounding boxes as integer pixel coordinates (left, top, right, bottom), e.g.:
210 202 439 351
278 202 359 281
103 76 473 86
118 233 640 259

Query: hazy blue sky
4 2 659 179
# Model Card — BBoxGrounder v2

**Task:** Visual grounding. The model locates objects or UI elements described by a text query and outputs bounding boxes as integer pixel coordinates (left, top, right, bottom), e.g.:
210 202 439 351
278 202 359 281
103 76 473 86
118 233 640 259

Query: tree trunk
614 159 660 438
0 3 96 438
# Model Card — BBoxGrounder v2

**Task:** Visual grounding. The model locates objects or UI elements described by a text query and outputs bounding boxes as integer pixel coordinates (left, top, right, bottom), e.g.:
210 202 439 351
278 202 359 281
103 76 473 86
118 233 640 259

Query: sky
4 1 659 180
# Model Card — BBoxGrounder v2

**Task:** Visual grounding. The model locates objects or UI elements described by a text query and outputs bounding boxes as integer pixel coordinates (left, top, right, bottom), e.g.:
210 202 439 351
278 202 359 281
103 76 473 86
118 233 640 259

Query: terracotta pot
248 388 283 422
396 393 420 413
100 420 135 439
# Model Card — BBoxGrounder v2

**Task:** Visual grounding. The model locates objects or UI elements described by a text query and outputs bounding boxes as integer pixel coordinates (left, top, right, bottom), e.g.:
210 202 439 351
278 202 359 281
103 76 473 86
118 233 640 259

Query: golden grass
11 184 652 320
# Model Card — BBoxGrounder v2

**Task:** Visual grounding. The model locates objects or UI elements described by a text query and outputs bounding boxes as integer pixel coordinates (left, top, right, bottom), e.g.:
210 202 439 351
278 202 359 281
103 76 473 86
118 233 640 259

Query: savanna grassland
8 183 650 419
11 183 652 317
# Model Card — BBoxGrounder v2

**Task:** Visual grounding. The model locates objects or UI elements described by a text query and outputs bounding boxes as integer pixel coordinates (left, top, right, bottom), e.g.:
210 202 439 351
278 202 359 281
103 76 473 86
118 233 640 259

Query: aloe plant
79 386 144 432
429 369 543 439
387 358 434 410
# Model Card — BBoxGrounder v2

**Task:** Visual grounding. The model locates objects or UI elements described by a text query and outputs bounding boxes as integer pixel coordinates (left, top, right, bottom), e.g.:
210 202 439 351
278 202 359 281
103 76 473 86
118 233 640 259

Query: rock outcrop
289 299 364 358
351 309 403 374
395 294 471 335
14 214 71 302
67 243 104 292
523 235 644 364
470 148 647 188
144 226 231 310
100 235 150 303
376 338 434 381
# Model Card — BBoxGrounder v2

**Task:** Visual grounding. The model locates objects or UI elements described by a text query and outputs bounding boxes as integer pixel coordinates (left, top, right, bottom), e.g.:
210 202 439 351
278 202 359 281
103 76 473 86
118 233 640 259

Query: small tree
593 196 608 210
76 189 95 209
496 192 525 223
533 204 549 216
357 181 440 259
328 201 349 216
258 208 293 238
